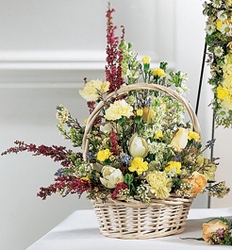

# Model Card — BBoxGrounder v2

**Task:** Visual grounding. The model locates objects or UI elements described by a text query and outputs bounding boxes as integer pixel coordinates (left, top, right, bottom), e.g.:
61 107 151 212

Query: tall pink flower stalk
105 6 124 92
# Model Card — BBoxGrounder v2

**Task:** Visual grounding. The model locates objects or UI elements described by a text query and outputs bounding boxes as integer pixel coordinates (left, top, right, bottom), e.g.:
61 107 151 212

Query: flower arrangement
183 217 232 245
2 6 229 204
203 0 232 127
202 217 232 245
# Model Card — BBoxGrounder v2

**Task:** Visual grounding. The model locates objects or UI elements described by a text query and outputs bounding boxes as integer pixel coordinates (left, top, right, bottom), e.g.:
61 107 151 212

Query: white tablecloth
26 207 232 250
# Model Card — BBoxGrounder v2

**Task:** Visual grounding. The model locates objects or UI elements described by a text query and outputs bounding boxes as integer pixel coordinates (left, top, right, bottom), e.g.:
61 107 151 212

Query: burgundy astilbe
1 140 76 167
87 101 102 125
111 182 128 199
110 129 120 155
105 6 125 92
37 176 92 200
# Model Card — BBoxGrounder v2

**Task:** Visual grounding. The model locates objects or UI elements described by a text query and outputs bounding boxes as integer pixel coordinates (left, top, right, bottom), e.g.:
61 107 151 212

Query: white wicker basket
83 83 201 239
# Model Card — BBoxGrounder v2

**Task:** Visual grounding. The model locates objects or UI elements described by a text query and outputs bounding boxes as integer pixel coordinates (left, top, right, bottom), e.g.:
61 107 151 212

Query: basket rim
82 83 201 160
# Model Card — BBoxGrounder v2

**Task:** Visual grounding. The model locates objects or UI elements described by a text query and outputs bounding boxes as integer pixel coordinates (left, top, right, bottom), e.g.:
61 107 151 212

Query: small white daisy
220 22 232 36
212 0 222 8
217 10 228 22
214 46 224 57
205 23 215 35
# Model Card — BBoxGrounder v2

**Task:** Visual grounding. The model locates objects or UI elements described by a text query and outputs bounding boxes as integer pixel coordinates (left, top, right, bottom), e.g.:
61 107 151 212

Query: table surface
26 207 232 250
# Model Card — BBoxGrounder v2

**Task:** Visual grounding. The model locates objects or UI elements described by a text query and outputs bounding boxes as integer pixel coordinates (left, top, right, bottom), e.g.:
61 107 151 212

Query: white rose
100 166 124 189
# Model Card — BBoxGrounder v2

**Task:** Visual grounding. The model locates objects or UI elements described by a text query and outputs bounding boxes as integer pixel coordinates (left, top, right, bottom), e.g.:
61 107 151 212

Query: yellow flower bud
154 131 163 139
142 106 155 124
142 56 151 64
152 68 166 77
136 108 143 116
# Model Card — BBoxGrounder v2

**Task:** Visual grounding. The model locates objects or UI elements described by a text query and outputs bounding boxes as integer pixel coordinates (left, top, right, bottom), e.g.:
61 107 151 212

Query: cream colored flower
221 95 232 110
100 123 112 134
146 171 172 199
129 134 148 158
100 166 124 189
79 79 110 101
104 99 133 121
170 128 189 152
202 219 228 242
225 0 232 6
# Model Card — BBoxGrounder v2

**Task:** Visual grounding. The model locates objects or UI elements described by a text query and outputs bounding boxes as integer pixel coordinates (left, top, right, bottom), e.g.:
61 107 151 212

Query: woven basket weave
83 83 201 239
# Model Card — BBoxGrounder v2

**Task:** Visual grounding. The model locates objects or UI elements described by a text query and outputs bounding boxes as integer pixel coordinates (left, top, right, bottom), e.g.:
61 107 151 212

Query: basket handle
82 83 201 160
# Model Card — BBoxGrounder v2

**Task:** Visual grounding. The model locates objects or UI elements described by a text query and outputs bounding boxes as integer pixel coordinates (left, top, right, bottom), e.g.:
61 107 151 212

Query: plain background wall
0 1 231 249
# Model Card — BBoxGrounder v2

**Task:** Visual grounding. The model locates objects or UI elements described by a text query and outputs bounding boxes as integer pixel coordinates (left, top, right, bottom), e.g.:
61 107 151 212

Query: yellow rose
97 149 112 162
185 171 207 196
202 219 228 243
129 157 148 175
152 68 166 77
100 166 124 189
217 85 229 100
142 56 151 64
129 134 148 158
170 128 189 152
142 106 155 123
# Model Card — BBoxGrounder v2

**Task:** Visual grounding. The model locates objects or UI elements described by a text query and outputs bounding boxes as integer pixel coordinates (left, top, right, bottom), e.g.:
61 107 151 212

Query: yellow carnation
221 95 232 110
152 68 166 77
165 161 182 176
129 157 148 175
79 79 110 101
217 85 229 100
225 0 232 6
188 131 200 141
146 171 172 199
104 100 134 121
97 149 112 162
